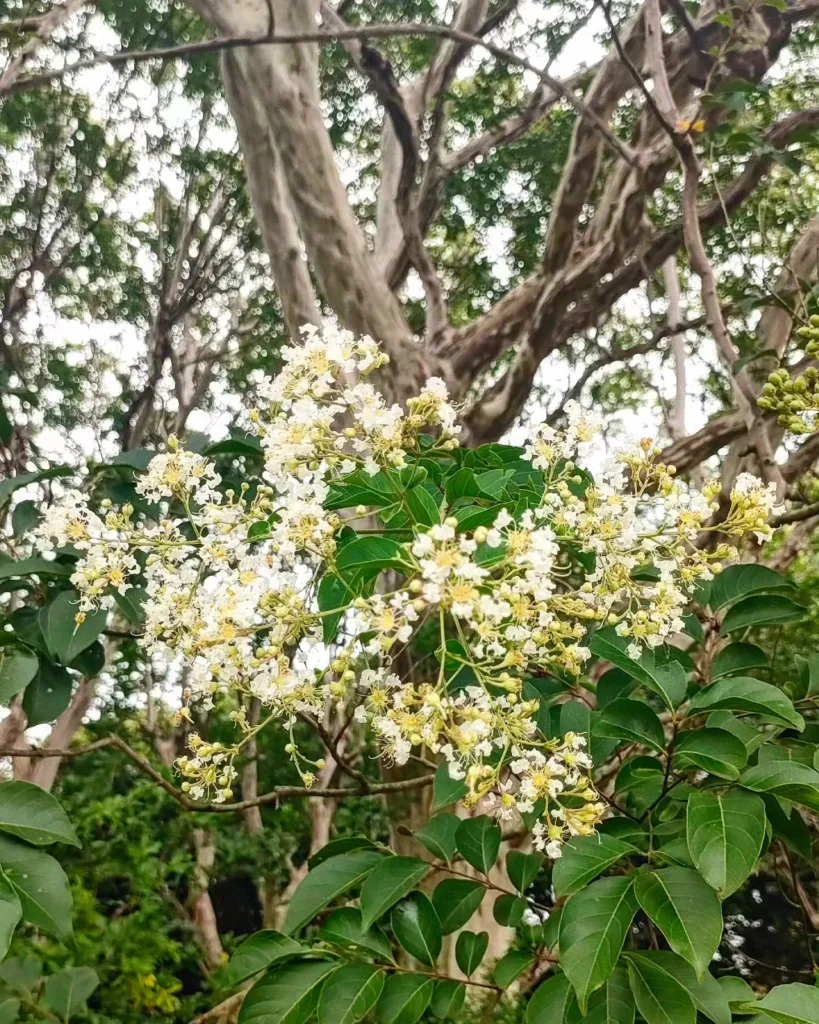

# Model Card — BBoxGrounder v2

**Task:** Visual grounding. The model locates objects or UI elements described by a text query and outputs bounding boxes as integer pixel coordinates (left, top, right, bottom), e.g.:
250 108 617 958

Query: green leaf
112 586 146 626
718 976 756 1011
553 834 634 898
686 789 765 897
0 781 79 847
284 849 383 935
494 893 525 927
405 487 440 527
225 930 305 986
38 591 107 665
22 661 72 728
559 875 638 1010
494 950 535 989
747 984 819 1024
589 630 687 709
624 955 695 1024
721 595 804 633
687 677 803 731
0 955 41 997
673 729 748 781
710 644 768 681
360 856 429 931
429 979 465 1019
317 574 350 644
375 974 433 1024
0 994 19 1024
507 850 543 893
42 966 99 1023
739 761 819 811
69 640 104 678
0 647 38 705
567 966 635 1024
335 538 409 576
318 907 393 962
0 559 73 582
455 815 501 874
239 961 338 1024
308 837 376 870
431 878 485 934
706 565 793 609
527 973 576 1024
414 814 459 862
455 930 488 976
763 797 812 860
595 700 665 752
633 867 722 978
432 764 466 812
0 870 21 961
391 892 441 966
318 964 385 1024
0 834 72 938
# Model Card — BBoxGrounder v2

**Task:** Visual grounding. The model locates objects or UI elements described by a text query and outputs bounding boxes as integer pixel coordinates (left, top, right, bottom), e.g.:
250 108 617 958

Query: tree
0 330 817 1024
2 1 819 1021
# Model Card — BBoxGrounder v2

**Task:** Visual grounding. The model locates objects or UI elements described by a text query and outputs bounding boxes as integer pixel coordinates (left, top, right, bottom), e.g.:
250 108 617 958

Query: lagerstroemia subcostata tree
1 323 818 1024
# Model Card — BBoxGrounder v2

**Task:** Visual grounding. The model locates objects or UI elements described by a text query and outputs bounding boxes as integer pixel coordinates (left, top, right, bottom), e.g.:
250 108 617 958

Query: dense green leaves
686 790 766 896
687 677 803 730
317 964 384 1024
239 961 338 1024
284 849 383 935
454 816 501 873
225 931 306 986
560 876 638 1010
633 867 722 977
552 834 634 898
390 893 441 966
0 782 79 848
359 857 428 930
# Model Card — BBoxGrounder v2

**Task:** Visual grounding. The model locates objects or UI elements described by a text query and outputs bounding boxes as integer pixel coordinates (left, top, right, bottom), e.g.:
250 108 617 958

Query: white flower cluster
34 322 778 842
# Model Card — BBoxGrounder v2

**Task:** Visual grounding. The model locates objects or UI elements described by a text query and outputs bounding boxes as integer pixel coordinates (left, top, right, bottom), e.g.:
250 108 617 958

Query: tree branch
0 736 433 811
